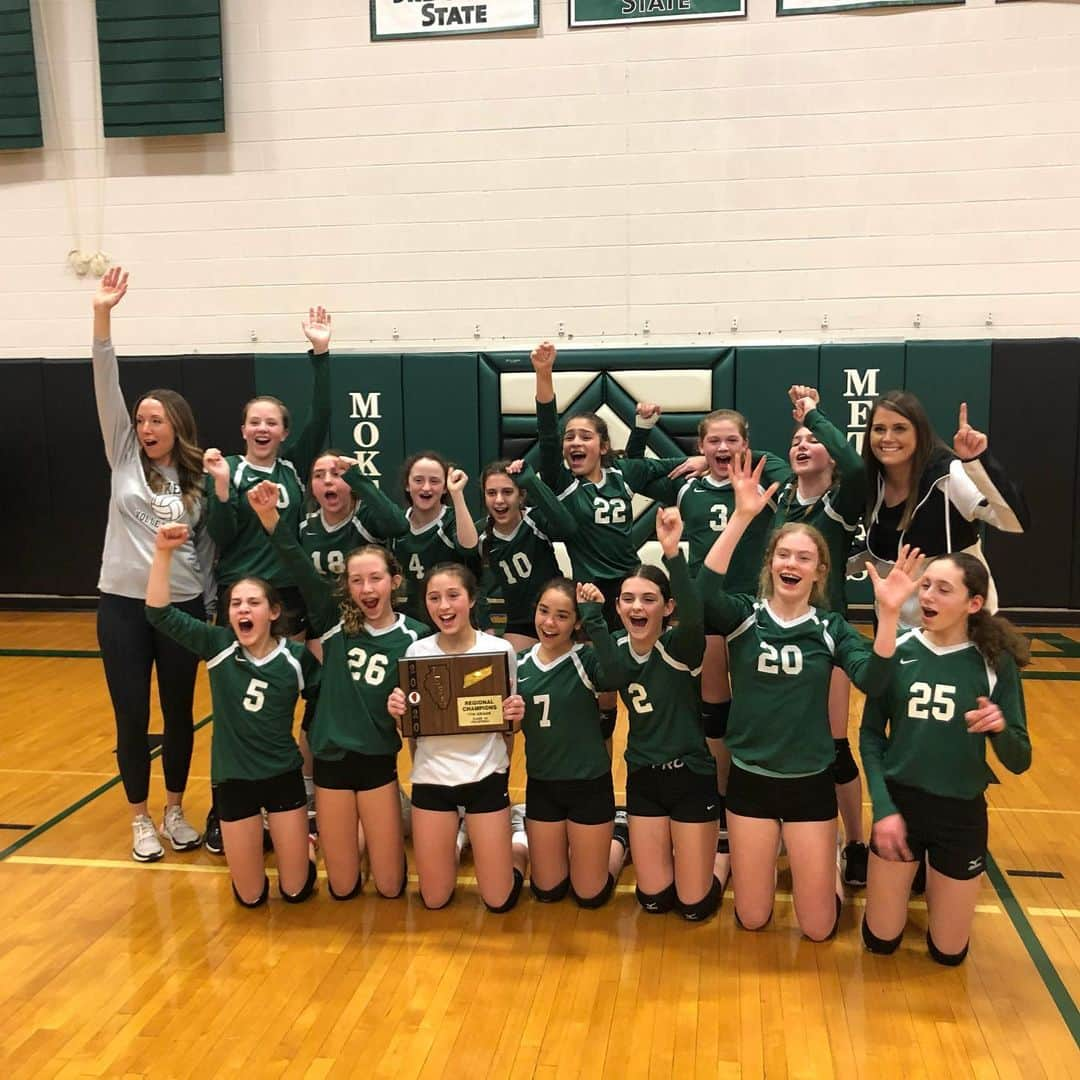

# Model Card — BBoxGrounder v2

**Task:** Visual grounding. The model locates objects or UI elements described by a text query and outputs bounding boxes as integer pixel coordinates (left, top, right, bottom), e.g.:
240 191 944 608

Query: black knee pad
530 875 571 904
485 868 525 914
280 860 318 904
861 915 903 955
831 738 859 785
678 875 723 923
572 874 615 910
232 875 270 909
926 930 969 967
376 855 409 900
702 700 731 741
328 874 363 901
734 906 773 932
599 707 617 741
635 881 677 914
422 889 455 910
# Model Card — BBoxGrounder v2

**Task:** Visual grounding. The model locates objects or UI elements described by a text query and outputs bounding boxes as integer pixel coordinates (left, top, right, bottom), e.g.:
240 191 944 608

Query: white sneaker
160 806 202 851
132 814 164 863
510 803 528 851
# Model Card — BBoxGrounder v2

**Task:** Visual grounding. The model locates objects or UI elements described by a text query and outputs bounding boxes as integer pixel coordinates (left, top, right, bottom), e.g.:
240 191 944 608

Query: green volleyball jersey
298 469 408 577
145 604 317 784
268 520 432 759
536 399 682 582
613 554 713 775
476 466 578 628
517 604 627 780
205 350 331 587
860 630 1031 820
392 505 475 622
771 407 866 615
700 567 891 776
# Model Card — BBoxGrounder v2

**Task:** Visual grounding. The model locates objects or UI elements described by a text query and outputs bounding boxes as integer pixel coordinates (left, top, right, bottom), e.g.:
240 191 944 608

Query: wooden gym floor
0 612 1078 1079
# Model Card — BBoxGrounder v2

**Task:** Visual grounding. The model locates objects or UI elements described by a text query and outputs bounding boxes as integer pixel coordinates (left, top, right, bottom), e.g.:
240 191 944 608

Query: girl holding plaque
388 564 528 912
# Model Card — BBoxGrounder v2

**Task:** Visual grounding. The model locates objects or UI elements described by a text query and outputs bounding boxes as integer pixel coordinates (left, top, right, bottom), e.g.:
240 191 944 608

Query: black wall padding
179 352 255 453
985 339 1080 609
0 360 50 593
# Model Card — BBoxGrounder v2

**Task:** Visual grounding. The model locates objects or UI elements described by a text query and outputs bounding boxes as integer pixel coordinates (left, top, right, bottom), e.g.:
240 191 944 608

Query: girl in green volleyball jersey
517 579 630 908
699 452 920 941
146 524 319 908
860 553 1031 966
248 480 430 902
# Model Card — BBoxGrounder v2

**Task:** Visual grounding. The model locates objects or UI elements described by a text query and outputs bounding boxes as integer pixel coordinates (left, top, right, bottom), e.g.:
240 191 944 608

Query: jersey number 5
242 678 270 713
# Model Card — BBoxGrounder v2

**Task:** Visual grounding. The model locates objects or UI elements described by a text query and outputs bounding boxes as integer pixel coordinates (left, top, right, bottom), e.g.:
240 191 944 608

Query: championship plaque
397 652 512 738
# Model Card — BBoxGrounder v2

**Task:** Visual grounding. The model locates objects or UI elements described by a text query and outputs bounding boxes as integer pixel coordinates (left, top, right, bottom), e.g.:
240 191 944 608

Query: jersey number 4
757 642 803 676
347 647 389 686
907 682 956 722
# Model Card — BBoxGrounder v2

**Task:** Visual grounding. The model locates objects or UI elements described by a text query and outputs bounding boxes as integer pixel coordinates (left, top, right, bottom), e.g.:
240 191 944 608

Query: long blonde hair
758 523 831 607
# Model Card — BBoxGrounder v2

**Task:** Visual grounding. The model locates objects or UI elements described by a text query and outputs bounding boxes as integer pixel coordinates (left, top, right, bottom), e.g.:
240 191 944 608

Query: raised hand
636 402 662 423
577 581 604 605
655 506 684 558
334 455 358 475
788 384 820 424
246 480 281 516
866 544 923 615
447 468 469 494
667 455 708 480
870 813 913 862
965 695 1006 735
202 448 229 482
731 451 780 519
302 306 332 354
504 459 525 476
530 341 556 374
953 402 988 461
93 266 128 311
155 523 189 550
387 687 406 721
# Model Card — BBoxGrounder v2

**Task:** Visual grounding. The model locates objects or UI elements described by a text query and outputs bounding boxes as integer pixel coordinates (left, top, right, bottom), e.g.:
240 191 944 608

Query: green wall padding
96 0 224 138
904 341 991 448
734 346 819 455
0 1 42 150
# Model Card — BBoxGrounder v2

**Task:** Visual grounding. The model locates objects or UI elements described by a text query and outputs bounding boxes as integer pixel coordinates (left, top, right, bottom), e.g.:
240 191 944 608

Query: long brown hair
758 523 831 607
132 390 204 512
930 554 1030 669
563 411 615 467
862 390 949 531
336 545 402 636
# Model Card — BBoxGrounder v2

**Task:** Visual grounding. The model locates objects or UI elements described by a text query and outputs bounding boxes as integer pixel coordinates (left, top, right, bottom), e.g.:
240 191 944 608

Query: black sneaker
204 808 224 856
911 857 927 896
842 842 869 888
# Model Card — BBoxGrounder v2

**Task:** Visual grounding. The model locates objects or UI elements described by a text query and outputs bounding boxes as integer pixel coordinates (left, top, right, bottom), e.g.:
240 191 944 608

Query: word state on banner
370 0 538 40
570 0 743 28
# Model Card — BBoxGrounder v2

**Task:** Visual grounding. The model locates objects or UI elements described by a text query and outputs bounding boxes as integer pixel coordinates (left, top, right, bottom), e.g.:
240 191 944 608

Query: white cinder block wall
4 0 1079 356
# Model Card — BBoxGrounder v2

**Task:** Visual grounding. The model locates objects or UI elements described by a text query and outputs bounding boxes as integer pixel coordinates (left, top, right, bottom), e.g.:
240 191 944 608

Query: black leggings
97 592 205 805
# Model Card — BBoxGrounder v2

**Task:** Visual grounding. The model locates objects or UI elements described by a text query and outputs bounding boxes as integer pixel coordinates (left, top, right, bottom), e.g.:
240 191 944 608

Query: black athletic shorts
726 762 837 823
314 751 397 792
626 762 720 823
526 773 615 826
875 779 988 881
411 769 510 815
215 767 307 822
216 583 309 638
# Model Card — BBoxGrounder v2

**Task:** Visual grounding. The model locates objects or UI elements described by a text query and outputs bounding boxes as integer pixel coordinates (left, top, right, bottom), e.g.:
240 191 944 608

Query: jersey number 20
757 642 803 676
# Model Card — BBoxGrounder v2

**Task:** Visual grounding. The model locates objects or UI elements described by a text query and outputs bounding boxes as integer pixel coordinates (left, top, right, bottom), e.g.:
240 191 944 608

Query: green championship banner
370 0 537 39
778 0 961 12
570 0 743 28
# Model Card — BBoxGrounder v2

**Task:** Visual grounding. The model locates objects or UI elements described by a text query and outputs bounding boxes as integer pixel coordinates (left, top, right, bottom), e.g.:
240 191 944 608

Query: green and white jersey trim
618 634 703 677
896 628 997 695
206 637 307 691
523 642 599 695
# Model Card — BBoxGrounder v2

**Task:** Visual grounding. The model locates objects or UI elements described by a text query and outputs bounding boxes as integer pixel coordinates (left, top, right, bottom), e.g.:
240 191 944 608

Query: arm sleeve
805 407 867 527
696 566 755 635
345 467 409 539
300 647 322 700
536 398 570 491
623 421 653 460
859 694 899 821
665 552 705 668
267 520 338 635
145 603 231 660
833 619 893 696
952 453 1029 534
91 338 132 469
517 465 579 540
580 603 633 690
618 456 688 496
203 472 240 548
988 658 1032 775
283 350 332 477
757 450 792 489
